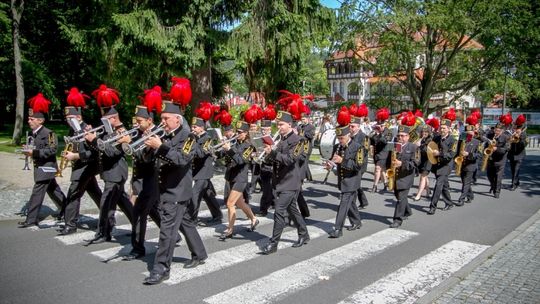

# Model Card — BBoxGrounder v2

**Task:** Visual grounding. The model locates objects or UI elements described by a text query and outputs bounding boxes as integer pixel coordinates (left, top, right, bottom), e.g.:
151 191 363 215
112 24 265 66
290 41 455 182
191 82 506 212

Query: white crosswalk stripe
337 240 489 304
28 214 99 231
203 229 419 304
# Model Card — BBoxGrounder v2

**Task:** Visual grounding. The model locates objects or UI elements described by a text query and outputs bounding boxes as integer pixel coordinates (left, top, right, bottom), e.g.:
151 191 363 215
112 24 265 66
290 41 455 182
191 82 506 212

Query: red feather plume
215 109 232 127
471 110 482 120
195 101 214 121
515 114 526 126
442 108 456 121
27 93 51 114
92 84 120 107
375 108 390 121
426 117 440 130
143 85 163 114
169 77 192 107
499 113 513 126
66 87 89 108
414 109 423 118
357 104 368 117
401 111 416 126
465 115 478 126
275 90 312 117
337 106 351 127
243 104 263 124
263 104 277 120
348 104 358 116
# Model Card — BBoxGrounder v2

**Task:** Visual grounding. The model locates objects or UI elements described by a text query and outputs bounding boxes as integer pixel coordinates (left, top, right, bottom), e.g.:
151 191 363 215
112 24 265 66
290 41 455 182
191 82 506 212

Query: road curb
417 207 540 304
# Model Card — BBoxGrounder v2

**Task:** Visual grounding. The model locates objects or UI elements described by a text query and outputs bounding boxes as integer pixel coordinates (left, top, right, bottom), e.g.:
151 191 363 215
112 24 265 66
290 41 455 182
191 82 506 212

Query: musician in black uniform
427 119 457 214
84 107 134 244
349 114 370 209
508 115 527 191
216 120 259 240
249 123 263 194
486 122 509 198
390 125 418 228
295 117 312 218
191 116 223 224
143 101 207 285
370 111 392 192
456 122 482 204
18 105 66 228
297 115 315 181
413 125 433 201
256 119 275 216
57 106 102 235
325 124 363 238
262 111 310 255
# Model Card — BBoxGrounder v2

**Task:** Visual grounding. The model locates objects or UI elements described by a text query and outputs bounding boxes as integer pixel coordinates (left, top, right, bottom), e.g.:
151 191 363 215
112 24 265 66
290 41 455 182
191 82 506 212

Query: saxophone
56 142 74 177
454 139 465 176
481 137 497 172
386 150 397 191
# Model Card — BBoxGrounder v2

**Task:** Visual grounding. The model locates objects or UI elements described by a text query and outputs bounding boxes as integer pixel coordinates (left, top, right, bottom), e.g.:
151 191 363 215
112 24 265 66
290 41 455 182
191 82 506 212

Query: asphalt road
0 152 539 304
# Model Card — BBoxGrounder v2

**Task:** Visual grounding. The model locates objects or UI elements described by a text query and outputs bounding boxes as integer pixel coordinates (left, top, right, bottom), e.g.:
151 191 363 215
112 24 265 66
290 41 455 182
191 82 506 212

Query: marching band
16 80 530 285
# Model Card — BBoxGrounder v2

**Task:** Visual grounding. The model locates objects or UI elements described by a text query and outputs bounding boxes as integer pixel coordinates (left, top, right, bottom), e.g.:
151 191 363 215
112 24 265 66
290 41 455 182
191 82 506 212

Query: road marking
337 240 489 304
203 229 418 304
28 214 99 231
165 217 336 285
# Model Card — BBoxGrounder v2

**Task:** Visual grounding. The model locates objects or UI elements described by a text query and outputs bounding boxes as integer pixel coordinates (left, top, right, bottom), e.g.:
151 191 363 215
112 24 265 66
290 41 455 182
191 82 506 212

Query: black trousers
269 190 308 244
152 199 207 275
487 161 506 194
357 172 369 207
429 173 453 209
64 174 102 228
25 179 66 224
393 188 412 223
131 180 160 255
296 190 310 218
259 170 274 213
98 181 133 237
193 179 222 219
459 170 475 202
334 191 362 230
509 159 522 187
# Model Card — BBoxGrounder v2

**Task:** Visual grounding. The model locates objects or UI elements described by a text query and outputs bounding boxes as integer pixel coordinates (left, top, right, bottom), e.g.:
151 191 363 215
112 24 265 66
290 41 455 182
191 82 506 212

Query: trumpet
254 131 281 163
64 125 105 143
210 134 239 152
122 123 166 155
97 125 139 151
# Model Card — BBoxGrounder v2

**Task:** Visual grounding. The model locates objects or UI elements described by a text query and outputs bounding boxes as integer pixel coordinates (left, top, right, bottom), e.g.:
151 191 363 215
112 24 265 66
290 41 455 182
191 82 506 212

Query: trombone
122 123 166 156
97 125 139 151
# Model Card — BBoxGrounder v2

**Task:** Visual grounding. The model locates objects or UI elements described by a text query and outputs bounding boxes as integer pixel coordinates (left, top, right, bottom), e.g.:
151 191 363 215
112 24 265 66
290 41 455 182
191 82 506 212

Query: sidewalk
420 209 540 304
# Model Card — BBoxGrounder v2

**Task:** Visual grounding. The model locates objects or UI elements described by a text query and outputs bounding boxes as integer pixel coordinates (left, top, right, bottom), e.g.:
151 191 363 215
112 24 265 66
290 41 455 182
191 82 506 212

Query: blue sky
320 0 341 9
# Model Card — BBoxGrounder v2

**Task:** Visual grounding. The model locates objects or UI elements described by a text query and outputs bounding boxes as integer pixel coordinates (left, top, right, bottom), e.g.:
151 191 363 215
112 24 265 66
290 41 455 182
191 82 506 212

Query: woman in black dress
413 125 433 200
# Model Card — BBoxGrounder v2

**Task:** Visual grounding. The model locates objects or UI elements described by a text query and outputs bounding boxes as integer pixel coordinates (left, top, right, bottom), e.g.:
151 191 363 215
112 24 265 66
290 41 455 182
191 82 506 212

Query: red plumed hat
275 90 312 120
243 104 264 124
414 109 423 118
337 106 351 127
426 117 440 130
143 85 163 114
375 108 390 122
28 93 51 114
263 104 277 120
401 111 416 126
92 84 120 107
442 108 456 121
195 101 215 121
169 77 192 108
515 114 526 127
357 103 368 117
66 87 89 108
465 115 478 126
215 109 232 127
499 113 513 126
471 109 482 120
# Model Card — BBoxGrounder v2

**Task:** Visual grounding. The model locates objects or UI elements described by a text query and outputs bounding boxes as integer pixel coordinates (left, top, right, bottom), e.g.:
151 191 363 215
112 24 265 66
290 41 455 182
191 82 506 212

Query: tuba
454 139 465 176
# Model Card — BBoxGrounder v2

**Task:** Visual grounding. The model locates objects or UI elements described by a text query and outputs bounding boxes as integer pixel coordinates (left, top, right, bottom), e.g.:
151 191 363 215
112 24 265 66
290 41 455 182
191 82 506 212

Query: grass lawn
0 123 70 154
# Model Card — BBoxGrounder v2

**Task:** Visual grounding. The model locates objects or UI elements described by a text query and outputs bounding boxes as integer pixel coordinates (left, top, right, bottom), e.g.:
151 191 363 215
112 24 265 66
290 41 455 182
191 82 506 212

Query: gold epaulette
303 140 309 154
451 141 458 153
356 148 363 164
48 132 57 149
242 146 254 160
203 139 212 152
415 149 421 162
364 137 370 150
183 136 195 155
293 142 303 156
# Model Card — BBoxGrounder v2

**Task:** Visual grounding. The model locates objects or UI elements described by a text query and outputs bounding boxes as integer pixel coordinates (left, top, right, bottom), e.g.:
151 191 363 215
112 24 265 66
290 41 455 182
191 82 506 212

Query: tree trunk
190 56 213 110
11 0 24 145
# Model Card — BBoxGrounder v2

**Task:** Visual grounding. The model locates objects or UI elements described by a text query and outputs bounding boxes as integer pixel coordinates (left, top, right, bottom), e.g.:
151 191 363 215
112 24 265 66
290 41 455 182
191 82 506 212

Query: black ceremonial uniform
218 139 254 191
297 122 315 181
371 128 392 169
457 138 482 203
151 126 207 277
351 130 370 208
508 132 527 190
265 131 309 247
486 132 509 197
62 122 102 231
22 126 66 226
330 140 363 235
417 135 433 175
258 159 274 215
428 134 457 213
88 125 134 241
192 131 222 220
392 142 418 226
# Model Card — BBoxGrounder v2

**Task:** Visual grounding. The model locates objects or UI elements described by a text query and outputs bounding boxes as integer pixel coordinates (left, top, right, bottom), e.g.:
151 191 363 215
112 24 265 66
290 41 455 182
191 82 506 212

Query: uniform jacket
430 134 457 176
88 125 128 183
486 131 509 164
265 131 305 192
297 123 315 179
457 137 482 172
68 121 100 181
395 142 418 190
371 128 392 162
331 139 363 192
155 125 195 203
192 131 214 180
351 130 369 173
30 126 59 182
508 132 527 161
217 139 253 183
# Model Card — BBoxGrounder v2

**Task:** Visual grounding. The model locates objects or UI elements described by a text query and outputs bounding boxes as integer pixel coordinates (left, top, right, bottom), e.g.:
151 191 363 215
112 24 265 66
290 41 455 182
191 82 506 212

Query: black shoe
347 223 362 231
443 204 453 211
389 221 402 228
17 221 37 228
219 231 234 241
370 185 377 193
143 272 169 285
427 208 436 215
328 229 343 238
455 200 464 207
494 192 500 199
84 233 110 245
262 242 278 255
255 211 268 217
510 185 517 191
248 219 260 232
58 227 77 235
292 235 310 247
122 251 145 261
184 258 206 269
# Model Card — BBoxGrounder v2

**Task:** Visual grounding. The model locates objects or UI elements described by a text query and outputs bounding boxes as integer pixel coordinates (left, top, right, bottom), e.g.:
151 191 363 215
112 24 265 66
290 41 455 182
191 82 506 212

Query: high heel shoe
219 230 234 241
370 185 377 193
413 196 421 201
248 219 260 232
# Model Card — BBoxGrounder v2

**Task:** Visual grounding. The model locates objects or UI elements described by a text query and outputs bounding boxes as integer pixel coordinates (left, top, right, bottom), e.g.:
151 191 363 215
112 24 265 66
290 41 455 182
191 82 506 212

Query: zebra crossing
22 205 490 304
